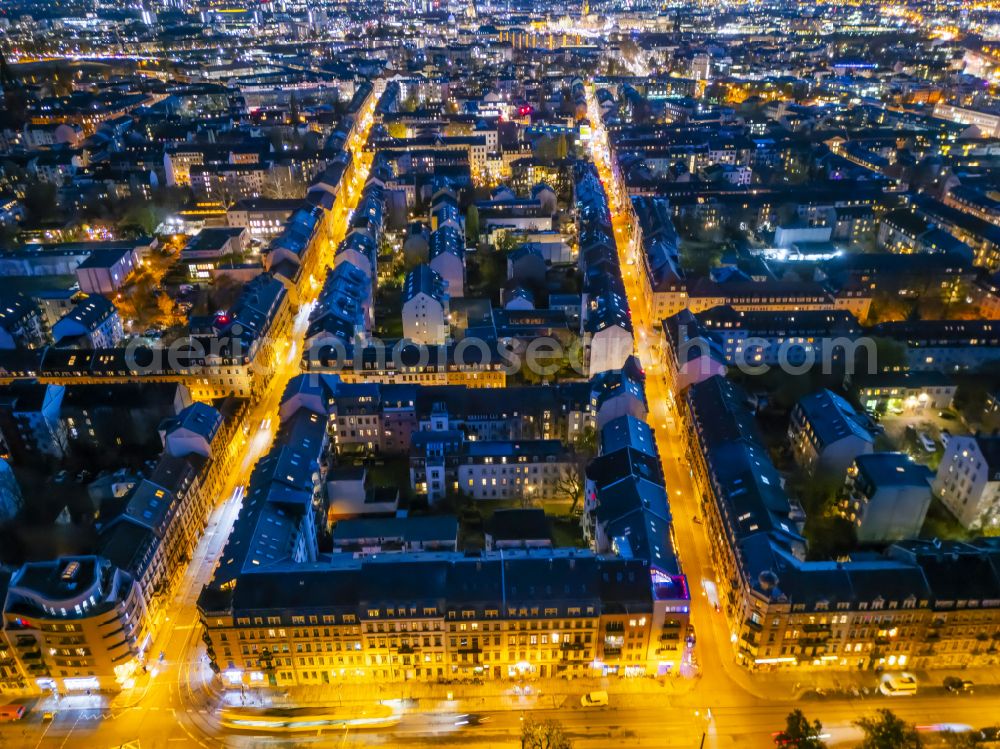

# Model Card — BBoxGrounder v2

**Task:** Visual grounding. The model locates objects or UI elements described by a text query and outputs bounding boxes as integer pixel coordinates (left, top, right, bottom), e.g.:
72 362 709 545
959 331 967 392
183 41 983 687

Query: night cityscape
1 0 1000 747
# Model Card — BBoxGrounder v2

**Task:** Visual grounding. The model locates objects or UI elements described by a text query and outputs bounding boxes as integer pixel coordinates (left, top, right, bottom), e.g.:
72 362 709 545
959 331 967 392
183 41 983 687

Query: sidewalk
212 662 1000 717
10 663 1000 717
711 664 1000 703
221 673 699 715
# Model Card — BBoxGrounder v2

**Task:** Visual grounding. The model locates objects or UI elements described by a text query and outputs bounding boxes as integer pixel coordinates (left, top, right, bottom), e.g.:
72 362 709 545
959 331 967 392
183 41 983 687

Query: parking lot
877 409 964 471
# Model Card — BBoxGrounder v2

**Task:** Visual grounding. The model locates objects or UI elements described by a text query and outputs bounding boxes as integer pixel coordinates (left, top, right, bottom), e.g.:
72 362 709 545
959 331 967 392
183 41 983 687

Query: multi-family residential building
851 371 957 414
871 320 1000 372
428 225 465 298
788 389 874 476
684 375 1000 673
402 264 450 345
0 382 67 460
227 198 304 240
198 549 688 687
409 430 576 505
654 278 872 321
51 296 124 350
842 453 933 543
1 557 149 693
74 248 138 295
696 306 863 369
660 309 728 393
0 294 46 350
933 434 1000 531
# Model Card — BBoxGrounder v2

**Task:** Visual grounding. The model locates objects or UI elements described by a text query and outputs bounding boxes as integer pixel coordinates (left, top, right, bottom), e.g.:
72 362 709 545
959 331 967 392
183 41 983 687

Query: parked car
880 672 918 696
978 726 1000 743
940 429 952 448
0 704 26 721
944 676 974 694
918 433 936 452
580 690 609 707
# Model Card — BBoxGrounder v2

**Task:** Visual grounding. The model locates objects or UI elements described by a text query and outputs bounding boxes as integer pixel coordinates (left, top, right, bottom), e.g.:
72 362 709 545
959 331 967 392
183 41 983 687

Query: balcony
799 638 829 650
803 623 831 634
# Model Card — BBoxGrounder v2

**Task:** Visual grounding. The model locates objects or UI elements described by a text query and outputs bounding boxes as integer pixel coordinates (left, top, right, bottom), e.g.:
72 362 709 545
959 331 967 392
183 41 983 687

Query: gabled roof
794 389 873 448
161 401 222 443
403 264 448 304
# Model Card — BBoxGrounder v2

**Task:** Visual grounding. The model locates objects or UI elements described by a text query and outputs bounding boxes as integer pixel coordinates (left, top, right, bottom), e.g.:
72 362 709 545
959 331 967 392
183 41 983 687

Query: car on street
944 676 974 694
580 690 609 707
0 704 26 721
455 713 491 726
978 726 1000 743
880 672 918 696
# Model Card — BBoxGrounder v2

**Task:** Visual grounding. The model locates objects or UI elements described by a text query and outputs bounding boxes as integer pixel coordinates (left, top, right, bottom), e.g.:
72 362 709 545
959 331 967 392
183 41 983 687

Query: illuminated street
0 94 378 749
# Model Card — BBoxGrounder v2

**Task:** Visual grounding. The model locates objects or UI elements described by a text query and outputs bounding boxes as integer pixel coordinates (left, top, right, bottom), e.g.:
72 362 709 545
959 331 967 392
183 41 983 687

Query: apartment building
409 431 576 504
788 389 874 476
683 375 1000 672
1 557 149 693
199 549 689 687
933 434 1000 531
696 306 863 369
842 453 933 543
402 264 450 345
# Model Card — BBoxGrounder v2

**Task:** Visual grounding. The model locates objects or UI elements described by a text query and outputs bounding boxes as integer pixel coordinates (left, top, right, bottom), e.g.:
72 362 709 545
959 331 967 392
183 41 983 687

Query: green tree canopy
466 204 480 245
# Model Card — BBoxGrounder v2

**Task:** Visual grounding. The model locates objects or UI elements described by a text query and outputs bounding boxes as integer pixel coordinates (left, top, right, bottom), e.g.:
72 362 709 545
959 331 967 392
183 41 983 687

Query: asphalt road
6 689 1000 749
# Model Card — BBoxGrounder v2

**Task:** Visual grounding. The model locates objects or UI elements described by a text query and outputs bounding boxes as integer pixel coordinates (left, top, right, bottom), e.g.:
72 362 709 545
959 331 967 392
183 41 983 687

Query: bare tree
521 718 572 749
555 464 584 515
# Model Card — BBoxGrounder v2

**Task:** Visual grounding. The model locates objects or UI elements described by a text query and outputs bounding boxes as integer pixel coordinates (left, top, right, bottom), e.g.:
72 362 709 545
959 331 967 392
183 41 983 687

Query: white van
879 673 917 696
580 690 609 707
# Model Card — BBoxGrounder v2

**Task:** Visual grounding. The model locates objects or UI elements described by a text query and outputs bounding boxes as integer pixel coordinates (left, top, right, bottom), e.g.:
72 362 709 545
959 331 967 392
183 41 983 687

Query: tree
942 732 979 749
521 718 571 749
574 425 597 456
554 464 584 514
22 182 59 224
865 291 915 324
854 337 908 376
120 202 159 235
855 710 922 749
465 204 480 245
774 709 827 748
